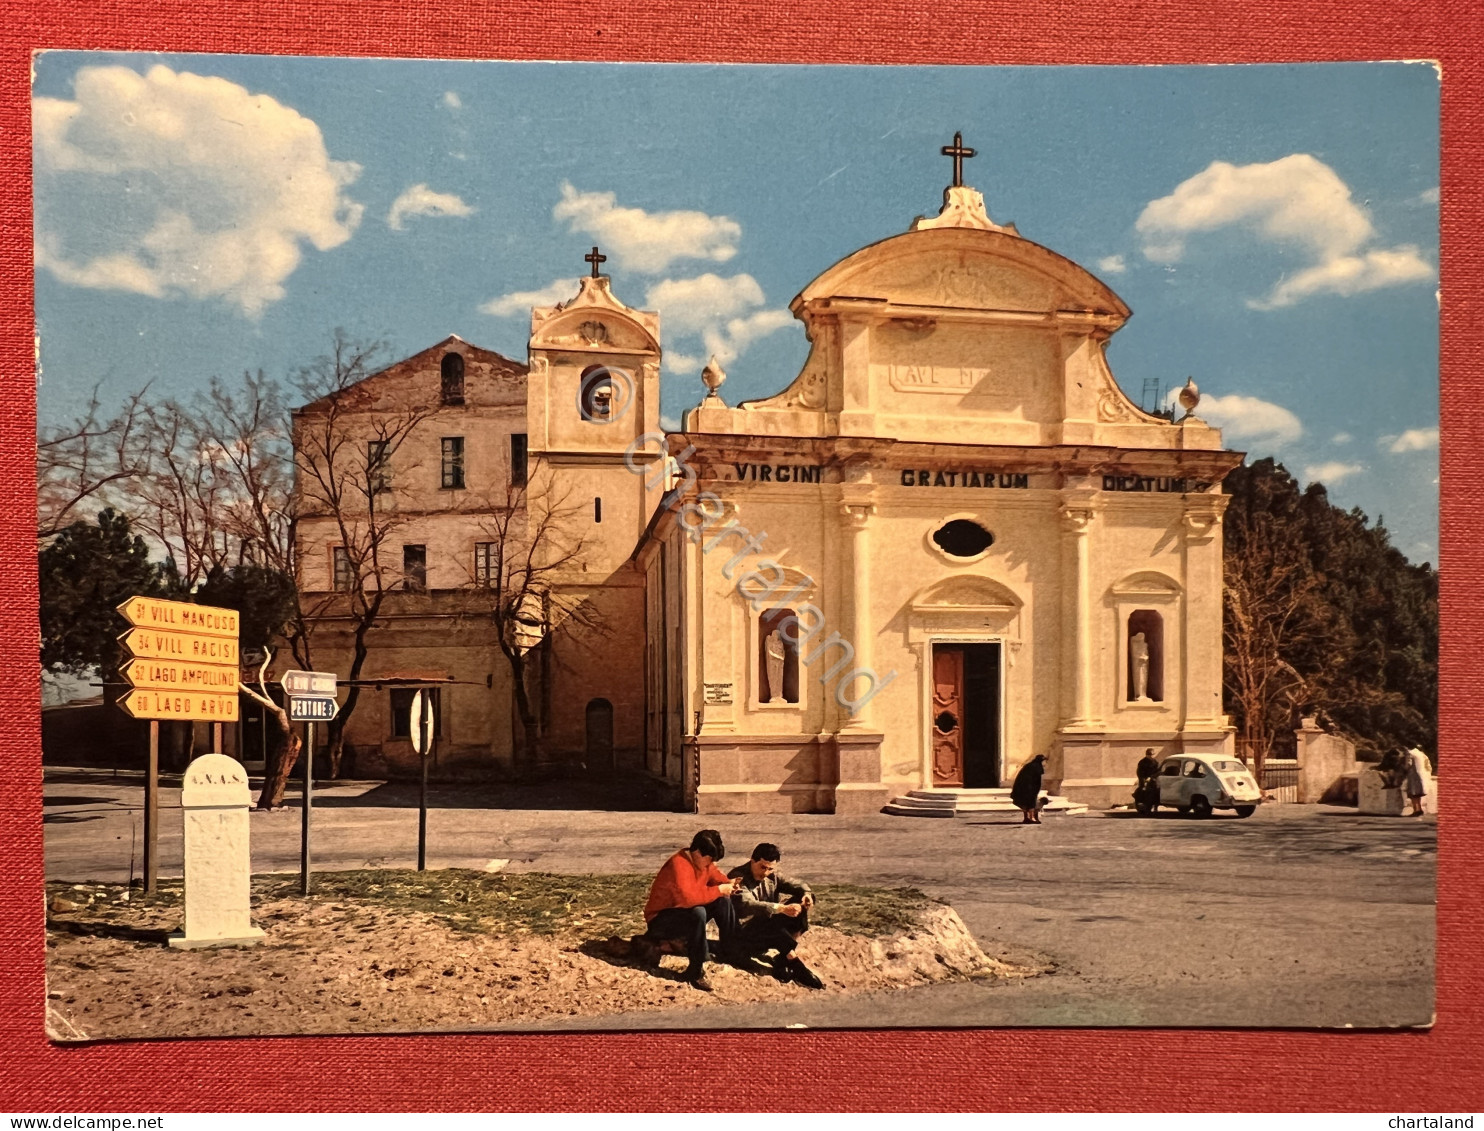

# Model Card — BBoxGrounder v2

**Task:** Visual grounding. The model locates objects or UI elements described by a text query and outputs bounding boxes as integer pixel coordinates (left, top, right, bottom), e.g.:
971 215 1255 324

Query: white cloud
1383 426 1439 453
1136 154 1435 309
1419 186 1440 205
553 183 741 274
1251 246 1434 310
478 277 581 318
644 273 765 334
442 91 462 110
1097 254 1126 275
659 414 681 432
643 272 794 374
1331 431 1353 444
1302 460 1365 485
34 63 362 317
387 184 474 230
1186 392 1303 448
702 309 795 367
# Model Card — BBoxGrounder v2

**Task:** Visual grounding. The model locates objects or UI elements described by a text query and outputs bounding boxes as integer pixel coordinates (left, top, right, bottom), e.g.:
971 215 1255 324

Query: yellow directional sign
118 688 240 722
121 658 242 692
117 595 241 721
120 627 241 665
117 596 239 638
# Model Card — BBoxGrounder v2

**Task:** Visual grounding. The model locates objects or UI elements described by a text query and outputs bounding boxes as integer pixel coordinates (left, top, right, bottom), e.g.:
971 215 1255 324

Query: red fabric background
2 0 1479 1112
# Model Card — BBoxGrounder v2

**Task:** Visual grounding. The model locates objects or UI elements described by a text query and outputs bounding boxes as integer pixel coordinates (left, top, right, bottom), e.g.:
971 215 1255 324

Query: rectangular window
332 546 353 593
367 440 390 493
390 687 442 739
594 496 602 523
441 437 465 489
510 432 528 487
403 544 427 593
474 542 496 586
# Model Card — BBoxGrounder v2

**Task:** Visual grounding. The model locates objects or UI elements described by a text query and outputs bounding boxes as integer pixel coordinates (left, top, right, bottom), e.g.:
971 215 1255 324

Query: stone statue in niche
1131 632 1151 701
765 629 787 704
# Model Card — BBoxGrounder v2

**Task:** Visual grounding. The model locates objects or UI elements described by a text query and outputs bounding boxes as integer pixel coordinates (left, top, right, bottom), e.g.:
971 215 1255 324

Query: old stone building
295 147 1242 808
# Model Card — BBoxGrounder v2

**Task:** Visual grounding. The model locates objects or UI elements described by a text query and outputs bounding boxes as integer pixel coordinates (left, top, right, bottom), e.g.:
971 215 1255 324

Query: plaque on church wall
702 682 734 705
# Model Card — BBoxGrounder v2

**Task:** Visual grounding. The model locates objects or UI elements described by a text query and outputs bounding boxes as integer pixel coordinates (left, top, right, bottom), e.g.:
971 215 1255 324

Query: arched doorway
585 698 615 769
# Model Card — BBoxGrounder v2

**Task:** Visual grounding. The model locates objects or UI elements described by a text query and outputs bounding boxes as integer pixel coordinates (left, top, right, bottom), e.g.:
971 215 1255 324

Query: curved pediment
529 275 661 355
910 574 1024 615
1108 570 1183 598
794 226 1130 321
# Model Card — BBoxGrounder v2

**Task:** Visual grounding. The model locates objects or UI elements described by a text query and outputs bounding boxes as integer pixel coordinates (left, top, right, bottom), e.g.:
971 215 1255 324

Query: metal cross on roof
585 246 607 278
941 131 976 188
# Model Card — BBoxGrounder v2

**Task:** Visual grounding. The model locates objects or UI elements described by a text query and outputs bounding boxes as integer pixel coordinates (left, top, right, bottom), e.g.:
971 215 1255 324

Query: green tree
195 563 297 653
40 508 165 682
1223 458 1438 765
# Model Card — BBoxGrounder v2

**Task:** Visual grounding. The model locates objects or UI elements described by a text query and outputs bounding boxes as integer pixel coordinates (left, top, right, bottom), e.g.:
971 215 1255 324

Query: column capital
840 501 877 529
1182 495 1228 542
1059 503 1099 534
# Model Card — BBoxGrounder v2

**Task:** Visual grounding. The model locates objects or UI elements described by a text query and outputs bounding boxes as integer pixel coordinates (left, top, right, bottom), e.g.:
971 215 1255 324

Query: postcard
34 55 1438 1039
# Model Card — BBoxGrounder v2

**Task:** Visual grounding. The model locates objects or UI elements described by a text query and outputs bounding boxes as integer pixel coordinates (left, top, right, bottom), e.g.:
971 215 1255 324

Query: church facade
293 149 1242 809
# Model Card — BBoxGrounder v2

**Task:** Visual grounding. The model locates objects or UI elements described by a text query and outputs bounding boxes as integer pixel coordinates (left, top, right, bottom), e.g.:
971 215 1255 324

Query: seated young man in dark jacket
727 842 824 990
638 828 739 992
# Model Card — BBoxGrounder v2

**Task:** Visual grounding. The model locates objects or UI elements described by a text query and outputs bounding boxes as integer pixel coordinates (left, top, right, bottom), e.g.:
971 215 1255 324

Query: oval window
932 519 994 558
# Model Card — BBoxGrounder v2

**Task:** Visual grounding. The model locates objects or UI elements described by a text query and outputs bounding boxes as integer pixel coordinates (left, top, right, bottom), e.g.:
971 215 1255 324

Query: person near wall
1011 754 1048 824
637 829 740 992
1404 747 1434 817
727 842 825 990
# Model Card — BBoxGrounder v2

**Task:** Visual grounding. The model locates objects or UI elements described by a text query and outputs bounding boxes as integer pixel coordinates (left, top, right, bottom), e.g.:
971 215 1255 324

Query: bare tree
37 384 150 539
292 331 431 780
1224 549 1319 773
133 397 238 588
190 369 332 807
460 471 609 763
239 651 302 809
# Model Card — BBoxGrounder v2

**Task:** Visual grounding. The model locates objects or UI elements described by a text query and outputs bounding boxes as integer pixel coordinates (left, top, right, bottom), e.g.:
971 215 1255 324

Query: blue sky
32 56 1440 562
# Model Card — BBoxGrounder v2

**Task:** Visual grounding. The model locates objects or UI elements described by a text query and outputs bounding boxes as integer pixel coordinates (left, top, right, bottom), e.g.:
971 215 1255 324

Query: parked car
1156 755 1261 818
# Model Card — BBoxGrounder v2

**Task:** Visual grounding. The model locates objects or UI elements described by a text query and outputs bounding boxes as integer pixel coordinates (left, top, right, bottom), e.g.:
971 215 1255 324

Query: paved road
42 767 1436 1030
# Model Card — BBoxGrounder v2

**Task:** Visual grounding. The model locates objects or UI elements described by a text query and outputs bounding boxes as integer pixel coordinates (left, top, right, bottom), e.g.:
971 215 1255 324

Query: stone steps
882 787 1090 818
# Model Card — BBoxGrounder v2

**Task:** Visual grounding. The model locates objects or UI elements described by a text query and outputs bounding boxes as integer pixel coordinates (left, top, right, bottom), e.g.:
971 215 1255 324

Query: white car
1156 755 1261 818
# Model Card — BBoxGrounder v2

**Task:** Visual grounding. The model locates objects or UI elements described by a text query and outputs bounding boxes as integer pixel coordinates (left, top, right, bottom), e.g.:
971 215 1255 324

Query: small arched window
440 353 465 405
580 366 617 422
1127 610 1164 702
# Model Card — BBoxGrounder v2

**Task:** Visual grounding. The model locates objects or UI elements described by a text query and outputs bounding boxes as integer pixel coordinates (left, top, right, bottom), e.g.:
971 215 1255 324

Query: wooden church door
932 645 965 787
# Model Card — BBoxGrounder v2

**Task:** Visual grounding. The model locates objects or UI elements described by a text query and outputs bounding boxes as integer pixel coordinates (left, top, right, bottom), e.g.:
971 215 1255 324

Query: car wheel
1190 795 1213 819
1234 805 1256 818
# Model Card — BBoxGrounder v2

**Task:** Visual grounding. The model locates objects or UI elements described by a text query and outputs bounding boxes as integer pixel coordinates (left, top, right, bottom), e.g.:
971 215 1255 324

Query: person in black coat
1011 754 1047 824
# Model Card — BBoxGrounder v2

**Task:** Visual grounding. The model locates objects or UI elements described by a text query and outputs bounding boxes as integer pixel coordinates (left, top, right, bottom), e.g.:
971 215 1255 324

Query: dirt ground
43 872 1042 1040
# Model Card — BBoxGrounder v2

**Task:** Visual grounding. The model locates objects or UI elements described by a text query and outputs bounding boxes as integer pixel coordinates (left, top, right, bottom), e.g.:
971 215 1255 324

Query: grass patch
48 872 938 939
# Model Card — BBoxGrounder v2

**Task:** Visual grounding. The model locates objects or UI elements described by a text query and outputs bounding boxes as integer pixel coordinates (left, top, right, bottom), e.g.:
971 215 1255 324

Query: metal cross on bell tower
941 131 976 188
584 246 607 278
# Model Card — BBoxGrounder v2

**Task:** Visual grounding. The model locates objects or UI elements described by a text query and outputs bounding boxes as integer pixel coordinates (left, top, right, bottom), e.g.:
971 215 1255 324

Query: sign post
116 596 241 894
145 721 159 892
409 689 435 871
280 671 339 896
301 720 314 896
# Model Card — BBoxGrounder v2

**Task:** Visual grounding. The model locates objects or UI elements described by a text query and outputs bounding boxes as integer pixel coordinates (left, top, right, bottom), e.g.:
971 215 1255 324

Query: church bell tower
526 247 664 568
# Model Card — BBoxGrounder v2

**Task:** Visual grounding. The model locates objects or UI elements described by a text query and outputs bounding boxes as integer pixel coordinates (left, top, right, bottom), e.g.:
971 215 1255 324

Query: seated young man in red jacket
638 828 740 992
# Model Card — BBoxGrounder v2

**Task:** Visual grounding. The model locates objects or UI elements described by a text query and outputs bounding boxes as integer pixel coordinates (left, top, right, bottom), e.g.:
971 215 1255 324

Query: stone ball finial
701 356 727 399
1178 376 1200 416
